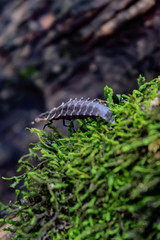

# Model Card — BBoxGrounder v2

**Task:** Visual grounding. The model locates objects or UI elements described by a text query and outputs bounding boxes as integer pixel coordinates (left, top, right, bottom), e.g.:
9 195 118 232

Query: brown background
0 0 160 204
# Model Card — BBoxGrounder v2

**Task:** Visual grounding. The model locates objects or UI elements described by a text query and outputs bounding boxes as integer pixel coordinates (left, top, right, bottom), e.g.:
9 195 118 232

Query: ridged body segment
34 98 115 124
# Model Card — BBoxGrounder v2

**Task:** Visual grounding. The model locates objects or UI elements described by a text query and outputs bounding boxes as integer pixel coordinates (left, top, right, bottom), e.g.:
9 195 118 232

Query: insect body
33 98 115 126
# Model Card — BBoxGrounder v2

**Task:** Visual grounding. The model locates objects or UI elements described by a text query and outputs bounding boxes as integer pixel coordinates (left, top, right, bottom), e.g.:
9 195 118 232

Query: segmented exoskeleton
33 98 115 128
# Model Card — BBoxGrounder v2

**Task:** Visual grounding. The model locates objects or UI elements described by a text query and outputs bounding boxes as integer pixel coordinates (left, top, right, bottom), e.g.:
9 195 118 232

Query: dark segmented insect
32 98 115 127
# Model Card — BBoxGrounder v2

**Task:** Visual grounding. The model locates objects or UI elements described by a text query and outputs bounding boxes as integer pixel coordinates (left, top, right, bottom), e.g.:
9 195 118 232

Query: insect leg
43 121 52 130
63 119 70 127
70 120 76 133
63 119 76 133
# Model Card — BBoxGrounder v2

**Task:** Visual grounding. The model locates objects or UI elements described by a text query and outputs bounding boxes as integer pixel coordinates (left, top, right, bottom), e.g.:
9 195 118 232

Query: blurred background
0 0 160 204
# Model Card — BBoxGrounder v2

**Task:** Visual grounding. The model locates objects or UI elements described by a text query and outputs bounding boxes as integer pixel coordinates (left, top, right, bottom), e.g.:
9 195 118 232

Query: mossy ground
0 76 160 240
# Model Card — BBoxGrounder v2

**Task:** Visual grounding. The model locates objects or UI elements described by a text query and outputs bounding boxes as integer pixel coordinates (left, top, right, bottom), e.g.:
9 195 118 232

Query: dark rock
0 0 160 203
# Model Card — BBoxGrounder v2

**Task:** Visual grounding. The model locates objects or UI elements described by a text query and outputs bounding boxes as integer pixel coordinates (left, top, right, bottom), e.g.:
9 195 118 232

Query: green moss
0 76 160 239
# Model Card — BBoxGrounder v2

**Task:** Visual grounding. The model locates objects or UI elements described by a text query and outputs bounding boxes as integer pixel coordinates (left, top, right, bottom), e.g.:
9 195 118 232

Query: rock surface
0 0 160 203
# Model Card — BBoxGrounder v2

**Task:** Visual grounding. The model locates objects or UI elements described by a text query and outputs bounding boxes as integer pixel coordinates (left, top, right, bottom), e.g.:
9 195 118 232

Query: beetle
32 98 115 129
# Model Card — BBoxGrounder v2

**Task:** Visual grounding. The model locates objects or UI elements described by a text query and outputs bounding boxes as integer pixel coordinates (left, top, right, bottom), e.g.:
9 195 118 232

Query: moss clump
0 76 160 240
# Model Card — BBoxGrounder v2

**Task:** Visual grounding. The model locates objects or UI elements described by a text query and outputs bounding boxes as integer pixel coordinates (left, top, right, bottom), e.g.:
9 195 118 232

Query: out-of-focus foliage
0 76 160 239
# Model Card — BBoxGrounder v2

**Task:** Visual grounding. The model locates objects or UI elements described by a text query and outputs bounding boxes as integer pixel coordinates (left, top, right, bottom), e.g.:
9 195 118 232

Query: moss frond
0 77 160 239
